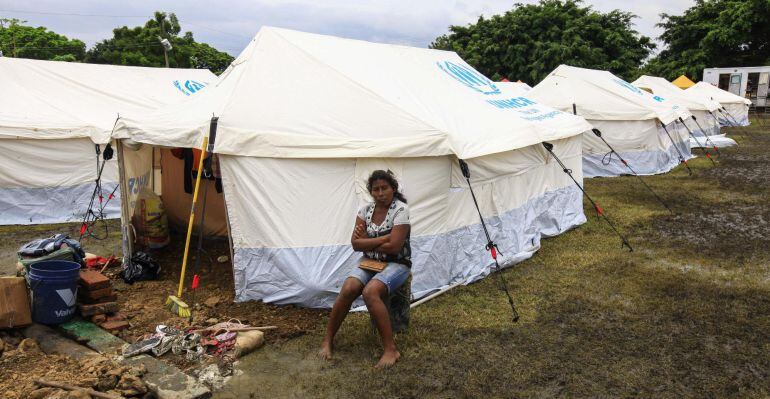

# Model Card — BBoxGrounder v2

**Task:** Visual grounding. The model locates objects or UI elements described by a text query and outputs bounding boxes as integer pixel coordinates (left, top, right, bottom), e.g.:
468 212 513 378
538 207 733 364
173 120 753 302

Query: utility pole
159 37 172 68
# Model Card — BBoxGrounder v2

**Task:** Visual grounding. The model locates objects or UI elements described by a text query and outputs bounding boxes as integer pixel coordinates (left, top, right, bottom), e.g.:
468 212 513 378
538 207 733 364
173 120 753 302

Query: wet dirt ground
2 122 768 397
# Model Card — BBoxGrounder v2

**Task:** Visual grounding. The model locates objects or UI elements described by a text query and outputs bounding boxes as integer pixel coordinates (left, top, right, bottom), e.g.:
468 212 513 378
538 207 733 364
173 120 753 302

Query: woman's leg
319 277 365 360
362 279 400 368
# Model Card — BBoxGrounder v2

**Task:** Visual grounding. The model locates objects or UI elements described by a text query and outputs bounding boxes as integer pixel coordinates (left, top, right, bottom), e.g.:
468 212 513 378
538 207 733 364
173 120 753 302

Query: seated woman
319 170 411 368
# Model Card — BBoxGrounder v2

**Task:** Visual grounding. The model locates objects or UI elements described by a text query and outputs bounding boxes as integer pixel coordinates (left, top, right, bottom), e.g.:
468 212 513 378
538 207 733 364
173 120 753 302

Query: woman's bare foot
374 349 400 369
318 341 333 360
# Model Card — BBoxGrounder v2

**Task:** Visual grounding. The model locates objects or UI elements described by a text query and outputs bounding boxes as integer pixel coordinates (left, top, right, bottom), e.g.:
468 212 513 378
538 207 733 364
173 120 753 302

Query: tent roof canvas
116 27 591 160
672 75 696 89
526 65 686 124
687 82 752 105
0 57 216 143
497 81 532 95
632 75 721 112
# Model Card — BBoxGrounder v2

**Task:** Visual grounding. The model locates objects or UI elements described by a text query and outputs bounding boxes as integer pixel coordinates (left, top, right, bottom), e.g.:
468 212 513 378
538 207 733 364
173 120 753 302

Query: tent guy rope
458 159 519 323
590 128 674 214
542 142 633 252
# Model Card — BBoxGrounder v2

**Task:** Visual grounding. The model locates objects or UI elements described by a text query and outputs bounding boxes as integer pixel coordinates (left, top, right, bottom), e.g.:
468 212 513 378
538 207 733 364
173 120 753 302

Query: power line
183 21 251 39
0 41 244 55
0 42 244 53
0 42 158 51
0 8 252 39
0 9 147 18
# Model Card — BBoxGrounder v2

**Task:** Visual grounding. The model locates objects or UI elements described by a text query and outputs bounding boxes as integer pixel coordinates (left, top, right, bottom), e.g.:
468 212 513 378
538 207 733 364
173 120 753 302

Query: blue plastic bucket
28 260 81 325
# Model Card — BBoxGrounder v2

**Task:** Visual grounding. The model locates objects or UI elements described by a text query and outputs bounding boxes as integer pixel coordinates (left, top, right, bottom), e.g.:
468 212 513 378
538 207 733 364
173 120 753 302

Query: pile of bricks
78 269 128 332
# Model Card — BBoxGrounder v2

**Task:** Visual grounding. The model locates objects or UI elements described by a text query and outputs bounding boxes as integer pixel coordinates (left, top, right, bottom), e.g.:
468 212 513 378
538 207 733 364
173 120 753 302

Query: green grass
2 123 766 398
217 122 770 398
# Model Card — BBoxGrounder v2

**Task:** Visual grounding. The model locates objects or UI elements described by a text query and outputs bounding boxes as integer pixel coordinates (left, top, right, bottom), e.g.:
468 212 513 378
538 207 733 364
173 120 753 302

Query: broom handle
177 136 209 298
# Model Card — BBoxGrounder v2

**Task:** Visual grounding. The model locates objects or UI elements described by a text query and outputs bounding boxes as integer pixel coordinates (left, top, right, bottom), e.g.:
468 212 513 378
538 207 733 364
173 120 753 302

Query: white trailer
702 66 770 106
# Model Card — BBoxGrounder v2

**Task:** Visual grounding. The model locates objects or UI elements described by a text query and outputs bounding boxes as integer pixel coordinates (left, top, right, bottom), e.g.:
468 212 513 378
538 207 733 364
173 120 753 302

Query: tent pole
590 128 673 214
116 139 134 267
542 142 633 251
218 158 236 283
659 121 694 175
678 117 716 165
458 158 519 322
410 280 467 309
690 115 723 155
721 107 741 127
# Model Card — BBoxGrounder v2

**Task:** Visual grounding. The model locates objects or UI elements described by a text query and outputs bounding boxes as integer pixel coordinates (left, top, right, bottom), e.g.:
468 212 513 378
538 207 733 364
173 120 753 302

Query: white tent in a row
633 75 737 149
115 27 593 308
525 65 693 178
0 58 216 225
688 82 752 126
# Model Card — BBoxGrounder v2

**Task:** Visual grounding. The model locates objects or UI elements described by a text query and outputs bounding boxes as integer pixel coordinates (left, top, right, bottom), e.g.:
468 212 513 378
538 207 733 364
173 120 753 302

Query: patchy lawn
216 122 770 398
2 122 768 398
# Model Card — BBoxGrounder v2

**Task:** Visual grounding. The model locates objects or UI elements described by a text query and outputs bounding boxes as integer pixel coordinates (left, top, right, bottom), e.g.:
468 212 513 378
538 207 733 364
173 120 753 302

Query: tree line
0 12 233 74
431 0 770 83
2 1 768 81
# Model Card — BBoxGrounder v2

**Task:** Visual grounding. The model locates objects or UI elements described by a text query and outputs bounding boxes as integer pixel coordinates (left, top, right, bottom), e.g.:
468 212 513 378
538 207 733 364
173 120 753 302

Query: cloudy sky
0 0 695 56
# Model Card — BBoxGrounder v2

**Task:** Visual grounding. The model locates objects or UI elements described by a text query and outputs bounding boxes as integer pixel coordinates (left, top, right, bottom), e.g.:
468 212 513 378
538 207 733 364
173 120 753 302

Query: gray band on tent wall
0 183 121 225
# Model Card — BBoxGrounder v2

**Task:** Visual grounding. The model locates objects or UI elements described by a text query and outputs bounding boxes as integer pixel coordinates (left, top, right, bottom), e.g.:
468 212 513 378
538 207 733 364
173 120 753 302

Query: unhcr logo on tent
437 61 501 95
173 80 208 96
613 79 643 95
486 97 537 109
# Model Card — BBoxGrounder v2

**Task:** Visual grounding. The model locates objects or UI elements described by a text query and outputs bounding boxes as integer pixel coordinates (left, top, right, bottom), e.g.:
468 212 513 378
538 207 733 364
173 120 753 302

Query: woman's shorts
349 262 410 294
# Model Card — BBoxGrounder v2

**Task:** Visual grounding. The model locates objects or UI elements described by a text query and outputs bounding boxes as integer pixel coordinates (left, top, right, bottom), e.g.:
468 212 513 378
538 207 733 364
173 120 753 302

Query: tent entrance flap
118 139 229 265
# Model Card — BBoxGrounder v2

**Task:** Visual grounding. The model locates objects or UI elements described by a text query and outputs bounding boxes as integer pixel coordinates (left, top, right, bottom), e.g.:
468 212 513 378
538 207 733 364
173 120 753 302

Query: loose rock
76 377 99 389
96 374 119 391
28 387 60 399
65 389 92 399
116 374 148 397
18 338 40 353
129 364 147 377
204 296 221 308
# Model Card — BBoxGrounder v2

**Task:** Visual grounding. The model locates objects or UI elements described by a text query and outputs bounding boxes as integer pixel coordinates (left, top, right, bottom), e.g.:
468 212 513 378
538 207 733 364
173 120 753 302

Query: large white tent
526 65 693 178
633 75 737 149
115 27 593 308
687 82 752 126
0 58 216 225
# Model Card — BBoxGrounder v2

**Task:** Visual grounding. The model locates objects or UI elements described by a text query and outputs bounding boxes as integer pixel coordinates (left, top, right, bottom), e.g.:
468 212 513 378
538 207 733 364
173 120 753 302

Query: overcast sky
0 0 695 56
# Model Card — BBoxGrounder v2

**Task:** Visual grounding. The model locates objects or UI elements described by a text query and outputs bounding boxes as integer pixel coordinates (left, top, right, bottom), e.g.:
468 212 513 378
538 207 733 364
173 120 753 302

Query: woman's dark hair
367 170 407 203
